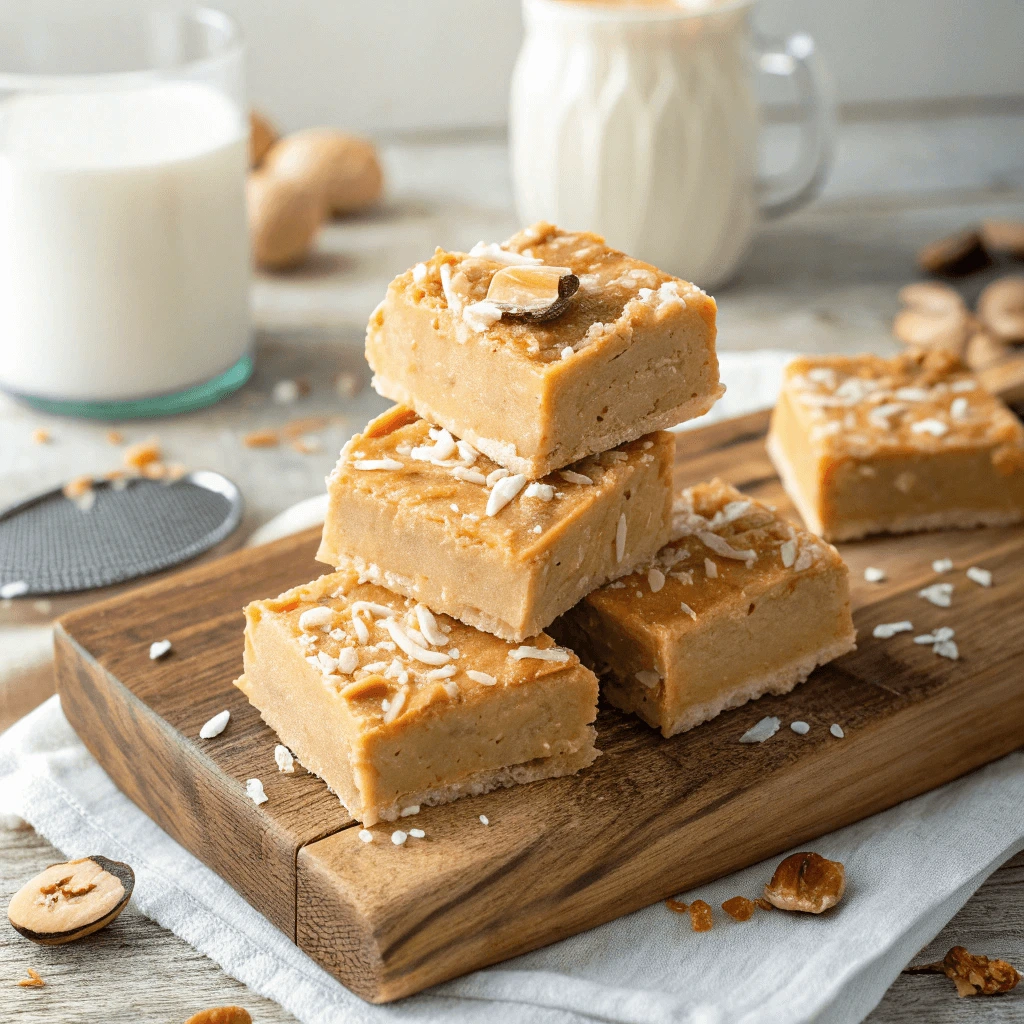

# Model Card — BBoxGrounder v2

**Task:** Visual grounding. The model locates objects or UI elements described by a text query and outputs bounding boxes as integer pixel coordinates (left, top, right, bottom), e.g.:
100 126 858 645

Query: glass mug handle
755 32 836 221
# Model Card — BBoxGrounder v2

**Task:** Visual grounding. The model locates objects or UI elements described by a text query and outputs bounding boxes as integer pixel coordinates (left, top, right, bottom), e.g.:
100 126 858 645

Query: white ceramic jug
510 0 833 288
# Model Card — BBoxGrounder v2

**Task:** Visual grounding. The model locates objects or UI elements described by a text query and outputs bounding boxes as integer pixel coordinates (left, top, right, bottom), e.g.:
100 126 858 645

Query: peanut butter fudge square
237 571 599 826
366 221 722 478
550 480 855 738
317 406 675 642
768 350 1024 541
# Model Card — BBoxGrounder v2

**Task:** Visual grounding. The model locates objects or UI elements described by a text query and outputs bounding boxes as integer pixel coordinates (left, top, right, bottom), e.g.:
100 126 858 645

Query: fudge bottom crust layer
551 480 856 738
239 571 599 826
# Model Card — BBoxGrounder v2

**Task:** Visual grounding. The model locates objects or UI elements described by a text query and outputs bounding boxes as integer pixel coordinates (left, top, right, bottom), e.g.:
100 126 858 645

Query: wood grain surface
53 365 1024 1002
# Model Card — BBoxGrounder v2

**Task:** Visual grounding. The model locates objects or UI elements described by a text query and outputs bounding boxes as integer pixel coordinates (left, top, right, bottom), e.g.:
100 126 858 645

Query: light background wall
211 0 1024 134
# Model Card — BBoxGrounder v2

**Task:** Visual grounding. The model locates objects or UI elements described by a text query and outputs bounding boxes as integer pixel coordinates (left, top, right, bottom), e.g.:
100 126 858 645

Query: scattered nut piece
980 219 1024 260
31 428 51 445
16 967 45 987
721 896 756 921
893 282 970 355
905 945 1021 998
689 899 713 932
249 110 277 168
106 429 124 445
754 897 774 911
247 171 323 271
8 856 134 945
263 129 384 216
485 264 580 322
977 276 1024 343
184 1007 253 1024
764 851 846 913
665 897 688 914
965 330 1010 371
242 429 280 449
918 229 991 277
124 440 162 471
62 475 93 500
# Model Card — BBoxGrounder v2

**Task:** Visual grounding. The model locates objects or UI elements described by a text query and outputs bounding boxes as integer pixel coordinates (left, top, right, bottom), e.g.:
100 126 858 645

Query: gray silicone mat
0 470 242 596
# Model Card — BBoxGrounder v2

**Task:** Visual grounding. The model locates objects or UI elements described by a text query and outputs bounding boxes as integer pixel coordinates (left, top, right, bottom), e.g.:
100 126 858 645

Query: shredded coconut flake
864 567 886 583
524 482 554 501
739 717 781 744
400 804 420 817
0 580 29 599
358 828 373 843
274 745 295 773
149 639 172 660
830 724 845 739
353 458 403 471
246 778 268 805
382 687 407 724
615 513 627 562
648 568 665 593
919 582 953 608
704 558 718 579
384 619 450 665
931 558 953 574
486 473 527 516
790 721 810 735
910 418 949 438
679 602 697 621
463 300 503 332
467 669 497 686
391 830 408 846
873 621 913 639
479 814 490 825
199 710 230 739
780 541 796 568
560 346 574 359
509 645 570 663
298 606 333 630
560 470 593 485
698 531 757 562
408 828 425 839
966 566 992 587
635 669 661 688
467 241 542 266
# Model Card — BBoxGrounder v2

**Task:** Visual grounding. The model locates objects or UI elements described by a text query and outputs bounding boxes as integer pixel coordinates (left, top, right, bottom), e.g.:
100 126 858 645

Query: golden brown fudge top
584 479 844 640
375 221 716 364
248 570 581 732
781 350 1024 465
332 405 673 549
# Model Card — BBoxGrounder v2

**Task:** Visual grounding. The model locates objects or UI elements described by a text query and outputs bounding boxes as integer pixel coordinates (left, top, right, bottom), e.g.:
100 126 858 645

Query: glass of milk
0 4 252 417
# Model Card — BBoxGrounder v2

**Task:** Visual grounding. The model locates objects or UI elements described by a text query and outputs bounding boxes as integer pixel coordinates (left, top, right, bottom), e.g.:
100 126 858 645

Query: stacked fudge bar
237 223 856 824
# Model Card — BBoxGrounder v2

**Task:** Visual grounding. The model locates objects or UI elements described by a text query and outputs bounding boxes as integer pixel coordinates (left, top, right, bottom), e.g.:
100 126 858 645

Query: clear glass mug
510 0 834 289
0 2 251 418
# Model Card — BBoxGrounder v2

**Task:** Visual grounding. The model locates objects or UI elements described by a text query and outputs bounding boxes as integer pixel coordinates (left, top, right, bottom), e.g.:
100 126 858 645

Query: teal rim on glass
8 353 253 420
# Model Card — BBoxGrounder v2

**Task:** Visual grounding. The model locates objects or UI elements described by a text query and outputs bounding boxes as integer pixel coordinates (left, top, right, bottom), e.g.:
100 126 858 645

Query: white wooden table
1 111 1023 1021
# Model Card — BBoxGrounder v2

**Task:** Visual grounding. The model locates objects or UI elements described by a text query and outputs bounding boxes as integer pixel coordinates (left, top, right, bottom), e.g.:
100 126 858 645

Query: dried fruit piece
977 276 1024 343
689 899 713 932
8 856 134 945
485 264 580 322
764 851 845 913
905 945 1021 997
980 219 1024 259
184 1008 253 1024
664 897 688 914
918 229 991 277
892 282 970 356
16 967 45 987
722 896 756 921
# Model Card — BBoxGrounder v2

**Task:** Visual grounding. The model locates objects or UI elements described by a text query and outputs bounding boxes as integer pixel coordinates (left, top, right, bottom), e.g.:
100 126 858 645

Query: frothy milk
0 82 250 402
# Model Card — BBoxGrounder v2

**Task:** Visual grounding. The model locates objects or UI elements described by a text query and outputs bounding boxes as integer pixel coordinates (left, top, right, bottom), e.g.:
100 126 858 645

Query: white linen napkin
2 349 1021 1024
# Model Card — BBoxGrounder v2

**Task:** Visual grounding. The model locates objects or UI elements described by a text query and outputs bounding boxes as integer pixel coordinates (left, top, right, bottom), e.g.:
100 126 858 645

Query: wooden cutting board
54 356 1024 1004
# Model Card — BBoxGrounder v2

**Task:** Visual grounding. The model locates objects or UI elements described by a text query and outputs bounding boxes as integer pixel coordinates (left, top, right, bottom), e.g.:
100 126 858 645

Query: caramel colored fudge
366 222 722 478
318 406 675 641
237 571 599 825
551 480 855 738
768 350 1024 541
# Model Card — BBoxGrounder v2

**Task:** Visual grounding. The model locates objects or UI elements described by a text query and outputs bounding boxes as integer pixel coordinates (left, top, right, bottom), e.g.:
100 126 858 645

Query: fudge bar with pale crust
550 480 855 738
317 406 675 642
768 350 1024 542
366 221 722 479
237 571 599 826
